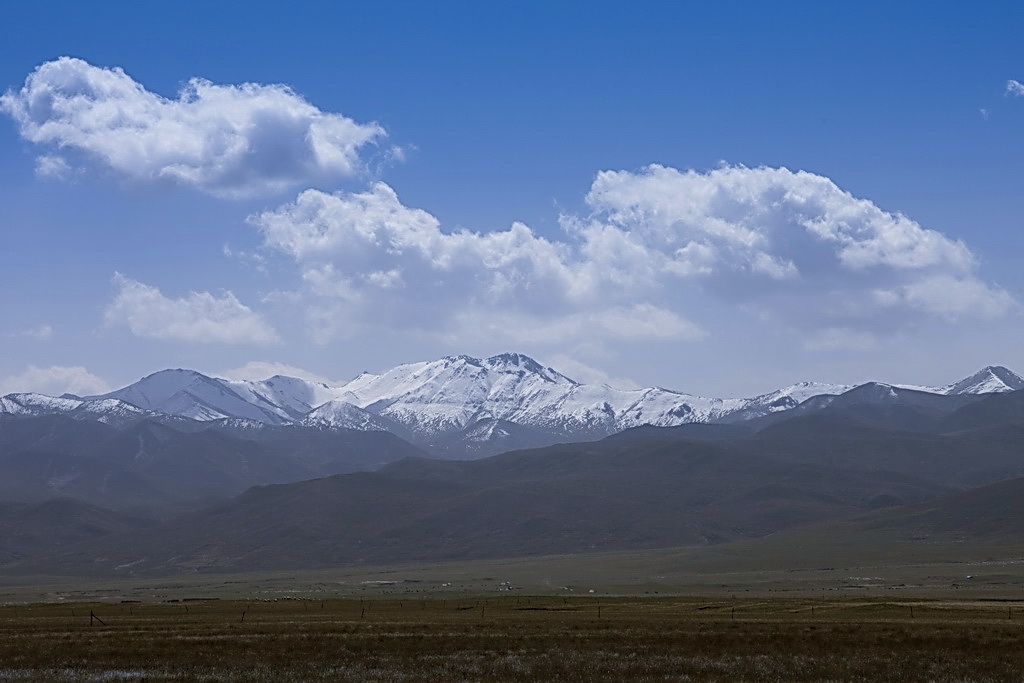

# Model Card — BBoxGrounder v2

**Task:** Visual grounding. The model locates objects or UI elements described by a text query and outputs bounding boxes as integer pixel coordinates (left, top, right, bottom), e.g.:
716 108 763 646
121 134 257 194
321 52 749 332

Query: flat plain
4 469 1024 681
2 595 1024 681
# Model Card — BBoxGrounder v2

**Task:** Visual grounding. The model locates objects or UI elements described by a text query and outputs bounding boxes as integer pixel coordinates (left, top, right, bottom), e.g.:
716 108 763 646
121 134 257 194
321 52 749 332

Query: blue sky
1 1 1022 397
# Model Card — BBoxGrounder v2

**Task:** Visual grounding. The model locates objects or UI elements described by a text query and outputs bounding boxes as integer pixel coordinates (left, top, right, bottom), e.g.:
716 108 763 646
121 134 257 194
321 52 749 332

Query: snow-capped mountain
323 353 853 438
0 393 82 417
90 369 311 424
3 355 1022 456
939 366 1024 395
893 366 1024 396
301 400 402 433
0 392 164 427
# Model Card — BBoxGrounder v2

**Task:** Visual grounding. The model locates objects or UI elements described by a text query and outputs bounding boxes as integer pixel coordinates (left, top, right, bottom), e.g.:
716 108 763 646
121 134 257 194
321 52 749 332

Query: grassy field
4 531 1024 604
1 596 1024 681
3 538 1023 680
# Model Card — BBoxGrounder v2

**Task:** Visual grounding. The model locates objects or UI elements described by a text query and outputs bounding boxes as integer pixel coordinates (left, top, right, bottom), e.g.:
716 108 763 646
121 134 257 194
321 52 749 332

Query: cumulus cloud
444 306 706 346
0 57 387 198
1 365 110 396
579 164 1014 335
34 154 72 179
251 165 1014 349
1007 79 1024 97
253 182 705 344
105 274 279 344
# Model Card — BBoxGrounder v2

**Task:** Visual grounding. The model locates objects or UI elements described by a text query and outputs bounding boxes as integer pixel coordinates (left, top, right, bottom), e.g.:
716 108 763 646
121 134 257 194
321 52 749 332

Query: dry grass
1 596 1023 681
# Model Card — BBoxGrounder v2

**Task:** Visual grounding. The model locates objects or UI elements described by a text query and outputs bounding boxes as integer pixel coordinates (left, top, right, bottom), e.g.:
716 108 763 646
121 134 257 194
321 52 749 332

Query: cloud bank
253 164 1014 349
581 165 1014 345
106 274 279 345
0 57 387 198
1007 79 1024 97
1 365 110 397
219 361 335 384
253 181 707 344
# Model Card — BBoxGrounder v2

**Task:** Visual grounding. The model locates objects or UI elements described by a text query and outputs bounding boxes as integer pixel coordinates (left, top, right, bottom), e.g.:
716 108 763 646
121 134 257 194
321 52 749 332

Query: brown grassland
1 595 1024 681
3 535 1024 680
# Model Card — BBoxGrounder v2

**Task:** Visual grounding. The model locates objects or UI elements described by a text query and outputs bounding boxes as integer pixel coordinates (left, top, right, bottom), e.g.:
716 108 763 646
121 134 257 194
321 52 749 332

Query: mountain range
3 353 1022 458
3 353 1024 576
6 383 1024 576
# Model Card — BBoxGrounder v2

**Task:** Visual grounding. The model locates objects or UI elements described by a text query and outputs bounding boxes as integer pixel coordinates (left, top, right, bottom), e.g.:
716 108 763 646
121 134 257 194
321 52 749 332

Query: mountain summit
941 366 1024 395
3 354 1022 457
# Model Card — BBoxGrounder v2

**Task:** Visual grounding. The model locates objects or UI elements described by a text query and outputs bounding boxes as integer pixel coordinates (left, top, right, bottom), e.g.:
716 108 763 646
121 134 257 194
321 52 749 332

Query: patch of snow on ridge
301 400 396 432
222 374 342 420
768 381 856 405
0 393 82 416
69 398 150 424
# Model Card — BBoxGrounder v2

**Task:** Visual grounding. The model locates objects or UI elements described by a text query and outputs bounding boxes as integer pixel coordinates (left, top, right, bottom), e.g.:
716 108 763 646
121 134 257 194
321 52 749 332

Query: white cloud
1 365 110 396
580 164 1014 334
253 182 705 344
433 306 706 351
0 57 387 198
1007 79 1024 97
3 325 53 340
251 165 1014 350
877 274 1015 320
218 361 335 384
584 164 977 273
105 274 279 344
34 154 72 179
543 354 642 389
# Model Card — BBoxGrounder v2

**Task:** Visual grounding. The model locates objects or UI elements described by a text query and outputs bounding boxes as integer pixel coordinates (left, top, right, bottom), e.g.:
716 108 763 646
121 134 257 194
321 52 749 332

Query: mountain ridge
20 399 1024 576
3 354 1022 457
3 360 1024 574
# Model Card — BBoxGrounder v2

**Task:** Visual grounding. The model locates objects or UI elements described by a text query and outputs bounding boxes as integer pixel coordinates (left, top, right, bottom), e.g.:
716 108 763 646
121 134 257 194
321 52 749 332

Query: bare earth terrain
3 539 1024 682
2 595 1023 681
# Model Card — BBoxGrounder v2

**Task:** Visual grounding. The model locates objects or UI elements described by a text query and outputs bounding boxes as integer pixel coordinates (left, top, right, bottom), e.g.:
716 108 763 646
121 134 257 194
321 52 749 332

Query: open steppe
2 594 1024 681
3 537 1024 681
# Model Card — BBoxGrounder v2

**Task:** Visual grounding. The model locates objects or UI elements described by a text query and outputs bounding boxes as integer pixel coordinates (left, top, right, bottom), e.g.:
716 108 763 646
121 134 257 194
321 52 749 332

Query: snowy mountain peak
5 355 1024 457
0 392 83 417
482 352 534 368
87 369 213 410
482 353 578 385
329 353 580 437
89 369 295 424
265 374 330 389
943 366 1024 395
301 400 396 432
